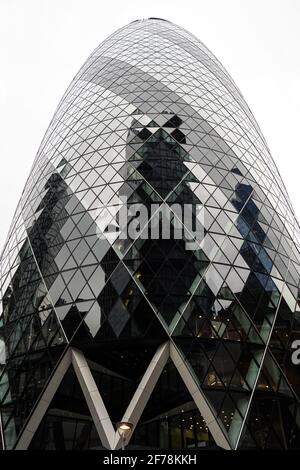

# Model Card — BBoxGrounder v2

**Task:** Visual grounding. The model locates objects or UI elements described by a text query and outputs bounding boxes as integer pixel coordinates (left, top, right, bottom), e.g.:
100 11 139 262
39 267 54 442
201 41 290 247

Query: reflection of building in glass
1 18 300 450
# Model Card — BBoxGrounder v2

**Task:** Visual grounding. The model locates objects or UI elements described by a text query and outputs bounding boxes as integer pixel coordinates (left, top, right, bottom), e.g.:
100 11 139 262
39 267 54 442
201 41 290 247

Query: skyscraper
1 18 300 450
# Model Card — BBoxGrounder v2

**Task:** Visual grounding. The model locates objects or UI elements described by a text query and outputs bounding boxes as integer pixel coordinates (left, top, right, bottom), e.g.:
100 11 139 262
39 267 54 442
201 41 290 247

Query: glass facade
1 18 300 450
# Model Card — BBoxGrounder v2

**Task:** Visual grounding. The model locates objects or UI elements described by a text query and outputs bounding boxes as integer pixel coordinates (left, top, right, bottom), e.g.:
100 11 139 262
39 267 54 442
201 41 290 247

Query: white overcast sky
0 0 299 249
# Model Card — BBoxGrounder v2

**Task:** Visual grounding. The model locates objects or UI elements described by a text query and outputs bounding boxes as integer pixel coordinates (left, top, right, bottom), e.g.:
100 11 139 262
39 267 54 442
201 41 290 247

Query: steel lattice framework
1 18 300 450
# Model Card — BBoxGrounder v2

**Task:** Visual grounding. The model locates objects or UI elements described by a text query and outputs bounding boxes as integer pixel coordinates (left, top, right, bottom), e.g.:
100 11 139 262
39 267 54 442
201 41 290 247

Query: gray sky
0 0 299 249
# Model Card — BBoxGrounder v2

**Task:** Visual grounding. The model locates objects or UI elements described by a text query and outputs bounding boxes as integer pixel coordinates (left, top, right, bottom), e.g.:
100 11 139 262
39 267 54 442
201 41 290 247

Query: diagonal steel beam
15 348 72 450
71 348 115 449
170 342 231 450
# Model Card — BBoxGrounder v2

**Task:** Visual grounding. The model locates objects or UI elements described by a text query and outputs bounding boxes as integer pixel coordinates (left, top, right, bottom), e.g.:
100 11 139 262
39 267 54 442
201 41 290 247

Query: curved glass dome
1 18 300 450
